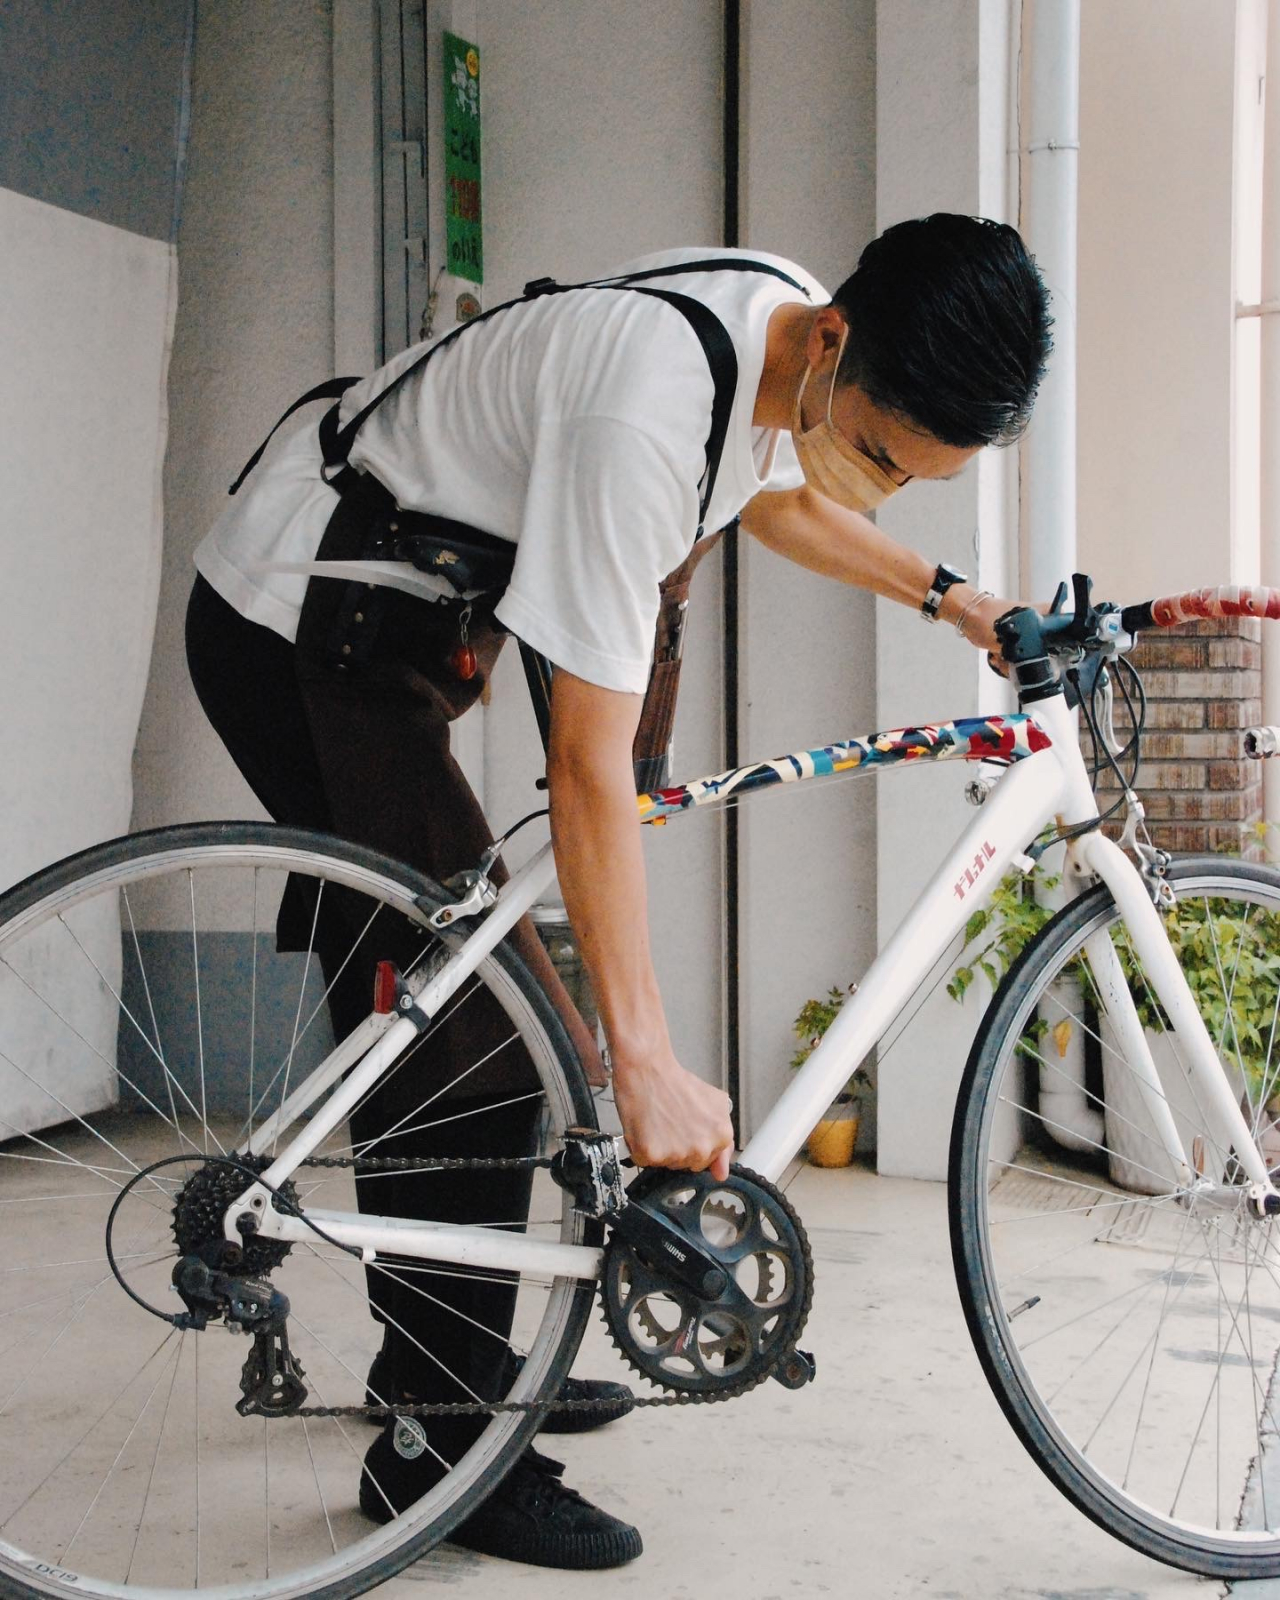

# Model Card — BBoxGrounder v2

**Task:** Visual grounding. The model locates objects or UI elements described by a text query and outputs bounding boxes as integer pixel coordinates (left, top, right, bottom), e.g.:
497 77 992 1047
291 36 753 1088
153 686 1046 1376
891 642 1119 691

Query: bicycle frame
235 688 1280 1279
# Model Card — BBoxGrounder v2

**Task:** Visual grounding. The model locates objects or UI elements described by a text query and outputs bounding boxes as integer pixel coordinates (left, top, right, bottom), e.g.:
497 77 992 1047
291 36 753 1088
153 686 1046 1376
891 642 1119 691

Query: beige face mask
791 328 904 513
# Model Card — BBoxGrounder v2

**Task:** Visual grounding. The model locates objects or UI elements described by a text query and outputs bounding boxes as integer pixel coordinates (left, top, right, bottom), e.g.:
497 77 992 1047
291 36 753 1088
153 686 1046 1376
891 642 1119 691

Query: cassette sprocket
600 1164 813 1396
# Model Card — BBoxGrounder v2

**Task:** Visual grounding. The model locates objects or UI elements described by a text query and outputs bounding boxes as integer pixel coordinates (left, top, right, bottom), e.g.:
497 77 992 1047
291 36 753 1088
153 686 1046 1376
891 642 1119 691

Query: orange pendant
451 643 478 681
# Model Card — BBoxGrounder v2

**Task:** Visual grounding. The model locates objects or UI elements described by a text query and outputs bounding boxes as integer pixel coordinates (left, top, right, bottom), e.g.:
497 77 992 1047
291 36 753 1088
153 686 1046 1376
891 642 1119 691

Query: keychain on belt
451 603 477 681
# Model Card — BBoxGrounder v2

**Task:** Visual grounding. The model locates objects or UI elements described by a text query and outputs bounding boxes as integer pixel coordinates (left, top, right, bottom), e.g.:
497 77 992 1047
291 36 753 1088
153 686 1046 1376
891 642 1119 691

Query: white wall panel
1076 0 1237 597
0 187 176 1127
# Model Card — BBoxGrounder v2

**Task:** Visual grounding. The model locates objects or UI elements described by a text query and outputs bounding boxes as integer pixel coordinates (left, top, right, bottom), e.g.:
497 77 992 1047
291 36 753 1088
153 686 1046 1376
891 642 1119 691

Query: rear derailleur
171 1249 309 1418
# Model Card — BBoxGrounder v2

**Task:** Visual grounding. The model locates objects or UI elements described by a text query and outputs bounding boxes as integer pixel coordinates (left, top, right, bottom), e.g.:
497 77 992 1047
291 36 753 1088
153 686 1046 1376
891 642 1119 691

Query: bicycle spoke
1121 1209 1196 1485
271 879 325 1159
0 1328 176 1530
297 1250 484 1403
1108 923 1230 1174
300 1417 338 1556
996 1093 1192 1195
1037 974 1223 1152
0 984 209 1179
348 1089 544 1158
248 869 260 1143
188 871 209 1155
56 912 211 1157
67 1334 184 1571
1202 897 1253 1129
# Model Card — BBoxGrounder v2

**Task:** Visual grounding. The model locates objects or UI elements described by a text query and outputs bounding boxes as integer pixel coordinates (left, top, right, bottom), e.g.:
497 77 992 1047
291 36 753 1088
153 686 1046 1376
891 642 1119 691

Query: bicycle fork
1079 830 1279 1215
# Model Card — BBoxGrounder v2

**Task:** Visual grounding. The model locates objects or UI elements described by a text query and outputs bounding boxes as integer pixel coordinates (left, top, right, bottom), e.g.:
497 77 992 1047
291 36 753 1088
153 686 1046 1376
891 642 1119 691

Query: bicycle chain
284 1152 804 1421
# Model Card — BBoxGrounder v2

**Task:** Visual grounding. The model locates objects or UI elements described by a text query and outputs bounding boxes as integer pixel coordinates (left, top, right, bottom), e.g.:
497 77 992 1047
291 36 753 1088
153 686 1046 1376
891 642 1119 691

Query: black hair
830 213 1053 449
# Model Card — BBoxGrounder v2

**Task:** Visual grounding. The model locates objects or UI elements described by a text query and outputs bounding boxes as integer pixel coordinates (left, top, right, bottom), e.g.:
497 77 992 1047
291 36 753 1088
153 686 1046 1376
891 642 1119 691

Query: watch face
937 563 968 588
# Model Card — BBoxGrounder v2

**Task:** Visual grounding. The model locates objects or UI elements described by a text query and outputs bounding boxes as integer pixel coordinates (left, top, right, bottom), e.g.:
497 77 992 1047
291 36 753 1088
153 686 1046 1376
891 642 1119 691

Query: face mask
791 328 904 513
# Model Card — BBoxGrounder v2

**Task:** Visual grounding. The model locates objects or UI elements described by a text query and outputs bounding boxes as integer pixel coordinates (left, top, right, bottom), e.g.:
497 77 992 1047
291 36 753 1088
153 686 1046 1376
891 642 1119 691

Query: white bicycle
4 577 1280 1600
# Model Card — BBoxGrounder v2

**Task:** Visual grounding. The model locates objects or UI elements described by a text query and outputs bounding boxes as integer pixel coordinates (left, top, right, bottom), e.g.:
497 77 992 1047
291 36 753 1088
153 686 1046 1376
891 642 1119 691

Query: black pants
185 483 543 1427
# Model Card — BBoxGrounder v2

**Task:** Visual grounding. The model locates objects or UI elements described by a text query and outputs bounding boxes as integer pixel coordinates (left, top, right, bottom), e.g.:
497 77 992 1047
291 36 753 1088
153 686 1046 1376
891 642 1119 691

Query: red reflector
373 961 398 1015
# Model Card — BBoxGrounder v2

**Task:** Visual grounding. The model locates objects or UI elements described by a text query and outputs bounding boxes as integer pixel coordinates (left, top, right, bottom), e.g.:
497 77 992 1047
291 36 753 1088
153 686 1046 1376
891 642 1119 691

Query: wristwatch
921 562 968 622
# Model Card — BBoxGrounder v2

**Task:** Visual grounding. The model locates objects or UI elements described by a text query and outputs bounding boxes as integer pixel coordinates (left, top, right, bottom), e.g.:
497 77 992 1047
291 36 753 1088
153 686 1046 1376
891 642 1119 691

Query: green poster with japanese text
443 32 482 284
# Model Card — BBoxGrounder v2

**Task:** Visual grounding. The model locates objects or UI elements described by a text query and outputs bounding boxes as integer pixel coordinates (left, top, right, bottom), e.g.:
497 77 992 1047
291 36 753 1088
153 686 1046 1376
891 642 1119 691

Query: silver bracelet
953 588 995 642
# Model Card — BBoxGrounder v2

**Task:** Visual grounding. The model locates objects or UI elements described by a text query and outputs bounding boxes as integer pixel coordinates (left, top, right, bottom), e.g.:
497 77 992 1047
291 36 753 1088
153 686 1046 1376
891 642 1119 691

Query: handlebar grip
1245 727 1280 760
1121 586 1280 633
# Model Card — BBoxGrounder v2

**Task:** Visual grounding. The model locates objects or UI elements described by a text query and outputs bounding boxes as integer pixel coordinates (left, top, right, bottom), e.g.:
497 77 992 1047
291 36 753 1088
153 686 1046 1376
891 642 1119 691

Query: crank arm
608 1198 730 1300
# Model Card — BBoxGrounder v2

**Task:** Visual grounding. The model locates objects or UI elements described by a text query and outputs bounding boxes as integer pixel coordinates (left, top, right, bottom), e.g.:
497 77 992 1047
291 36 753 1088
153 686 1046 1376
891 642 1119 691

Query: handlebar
1120 585 1280 634
995 577 1280 757
998 577 1280 671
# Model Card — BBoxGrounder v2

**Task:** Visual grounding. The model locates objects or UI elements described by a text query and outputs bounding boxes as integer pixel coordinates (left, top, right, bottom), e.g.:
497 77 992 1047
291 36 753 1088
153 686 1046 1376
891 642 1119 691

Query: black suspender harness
231 257 811 786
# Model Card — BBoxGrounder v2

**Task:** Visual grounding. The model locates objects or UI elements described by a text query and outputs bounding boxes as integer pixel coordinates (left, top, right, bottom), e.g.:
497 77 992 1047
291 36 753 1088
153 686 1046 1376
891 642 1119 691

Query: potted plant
791 985 863 1167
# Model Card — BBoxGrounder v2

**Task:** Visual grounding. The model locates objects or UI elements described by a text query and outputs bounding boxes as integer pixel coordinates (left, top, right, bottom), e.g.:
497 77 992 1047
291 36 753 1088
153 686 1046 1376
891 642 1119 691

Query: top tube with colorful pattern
637 713 1052 825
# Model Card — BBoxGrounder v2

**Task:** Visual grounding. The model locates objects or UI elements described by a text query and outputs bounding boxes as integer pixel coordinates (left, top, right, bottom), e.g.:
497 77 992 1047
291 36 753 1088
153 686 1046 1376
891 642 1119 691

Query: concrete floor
378 1162 1228 1600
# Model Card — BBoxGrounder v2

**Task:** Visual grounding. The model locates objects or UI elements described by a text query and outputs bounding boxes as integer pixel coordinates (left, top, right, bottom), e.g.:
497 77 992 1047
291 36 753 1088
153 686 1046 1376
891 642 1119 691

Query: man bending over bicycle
186 212 1052 1569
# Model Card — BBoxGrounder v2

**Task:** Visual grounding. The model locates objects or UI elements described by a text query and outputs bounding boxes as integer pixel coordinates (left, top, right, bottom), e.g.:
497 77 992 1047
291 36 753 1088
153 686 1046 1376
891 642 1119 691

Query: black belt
319 473 514 672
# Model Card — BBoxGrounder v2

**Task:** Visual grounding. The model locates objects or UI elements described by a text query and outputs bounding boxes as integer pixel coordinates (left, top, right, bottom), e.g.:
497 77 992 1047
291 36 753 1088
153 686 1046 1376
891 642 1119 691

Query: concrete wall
0 0 192 242
735 0 880 1138
469 0 728 1091
132 0 336 844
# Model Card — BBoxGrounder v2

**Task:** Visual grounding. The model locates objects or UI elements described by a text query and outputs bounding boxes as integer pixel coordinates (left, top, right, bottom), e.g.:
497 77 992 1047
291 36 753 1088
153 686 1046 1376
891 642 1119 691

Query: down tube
741 748 1067 1183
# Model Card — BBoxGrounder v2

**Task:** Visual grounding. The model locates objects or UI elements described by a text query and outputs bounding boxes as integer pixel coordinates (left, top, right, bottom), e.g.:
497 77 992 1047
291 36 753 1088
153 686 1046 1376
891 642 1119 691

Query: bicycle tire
951 855 1280 1578
0 821 597 1600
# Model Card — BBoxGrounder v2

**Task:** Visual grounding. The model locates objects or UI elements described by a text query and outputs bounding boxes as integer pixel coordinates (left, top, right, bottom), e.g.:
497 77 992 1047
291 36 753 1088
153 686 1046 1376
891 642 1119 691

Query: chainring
600 1165 813 1396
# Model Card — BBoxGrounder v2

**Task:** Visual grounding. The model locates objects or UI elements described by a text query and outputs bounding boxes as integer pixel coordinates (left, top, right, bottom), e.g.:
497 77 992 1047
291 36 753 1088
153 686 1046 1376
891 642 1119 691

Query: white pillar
874 0 1020 1179
1260 1 1280 833
1023 0 1079 601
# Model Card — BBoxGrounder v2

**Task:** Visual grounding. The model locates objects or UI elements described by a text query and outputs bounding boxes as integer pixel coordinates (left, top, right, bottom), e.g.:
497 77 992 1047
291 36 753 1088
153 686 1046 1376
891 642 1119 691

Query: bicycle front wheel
0 822 596 1600
951 855 1280 1577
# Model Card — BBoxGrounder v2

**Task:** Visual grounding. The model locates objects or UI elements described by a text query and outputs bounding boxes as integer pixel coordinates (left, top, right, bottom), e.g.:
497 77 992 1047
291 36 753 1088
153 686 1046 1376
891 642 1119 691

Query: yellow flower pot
806 1108 860 1168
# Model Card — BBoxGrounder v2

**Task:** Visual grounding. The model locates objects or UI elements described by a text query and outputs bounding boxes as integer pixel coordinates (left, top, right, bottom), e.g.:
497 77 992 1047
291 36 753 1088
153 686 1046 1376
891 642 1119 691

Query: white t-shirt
195 246 826 693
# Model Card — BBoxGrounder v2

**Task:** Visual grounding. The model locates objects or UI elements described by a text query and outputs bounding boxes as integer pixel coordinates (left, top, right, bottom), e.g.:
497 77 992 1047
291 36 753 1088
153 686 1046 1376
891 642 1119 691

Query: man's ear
805 306 847 373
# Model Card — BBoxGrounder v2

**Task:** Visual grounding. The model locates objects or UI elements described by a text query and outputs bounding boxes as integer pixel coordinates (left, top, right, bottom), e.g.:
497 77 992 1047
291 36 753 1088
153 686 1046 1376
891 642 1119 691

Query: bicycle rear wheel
0 822 595 1600
951 856 1280 1578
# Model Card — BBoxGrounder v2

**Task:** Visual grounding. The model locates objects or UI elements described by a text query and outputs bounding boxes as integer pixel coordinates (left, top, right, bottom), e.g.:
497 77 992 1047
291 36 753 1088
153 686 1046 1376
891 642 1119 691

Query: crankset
593 1160 815 1397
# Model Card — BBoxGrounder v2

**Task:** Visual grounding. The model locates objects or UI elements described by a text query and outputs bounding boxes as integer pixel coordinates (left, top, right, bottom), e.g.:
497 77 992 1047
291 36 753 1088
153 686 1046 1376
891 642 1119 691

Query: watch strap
921 563 968 623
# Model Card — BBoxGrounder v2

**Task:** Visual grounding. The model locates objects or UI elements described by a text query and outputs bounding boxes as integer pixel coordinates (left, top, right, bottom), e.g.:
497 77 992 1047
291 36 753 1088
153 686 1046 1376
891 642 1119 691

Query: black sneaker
359 1434 643 1570
364 1347 635 1434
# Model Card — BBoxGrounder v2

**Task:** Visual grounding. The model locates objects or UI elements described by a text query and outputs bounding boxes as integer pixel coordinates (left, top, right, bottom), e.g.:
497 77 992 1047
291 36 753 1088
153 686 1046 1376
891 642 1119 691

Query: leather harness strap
230 258 811 788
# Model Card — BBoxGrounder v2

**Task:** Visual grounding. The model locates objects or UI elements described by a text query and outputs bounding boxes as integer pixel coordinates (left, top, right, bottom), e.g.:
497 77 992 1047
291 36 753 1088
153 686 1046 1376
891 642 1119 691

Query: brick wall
1093 616 1263 859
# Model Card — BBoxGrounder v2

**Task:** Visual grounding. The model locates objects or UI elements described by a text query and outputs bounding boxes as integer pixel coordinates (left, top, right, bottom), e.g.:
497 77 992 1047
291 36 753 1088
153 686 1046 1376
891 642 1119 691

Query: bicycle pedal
772 1348 817 1391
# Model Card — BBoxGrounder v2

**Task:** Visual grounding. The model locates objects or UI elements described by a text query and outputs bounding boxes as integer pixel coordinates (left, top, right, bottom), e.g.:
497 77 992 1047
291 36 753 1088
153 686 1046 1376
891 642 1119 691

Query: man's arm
547 668 734 1179
740 484 1010 649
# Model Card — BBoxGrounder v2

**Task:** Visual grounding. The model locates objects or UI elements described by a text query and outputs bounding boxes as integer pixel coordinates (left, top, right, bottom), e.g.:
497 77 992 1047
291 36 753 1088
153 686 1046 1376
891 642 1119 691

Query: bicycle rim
0 822 595 1600
951 856 1280 1577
